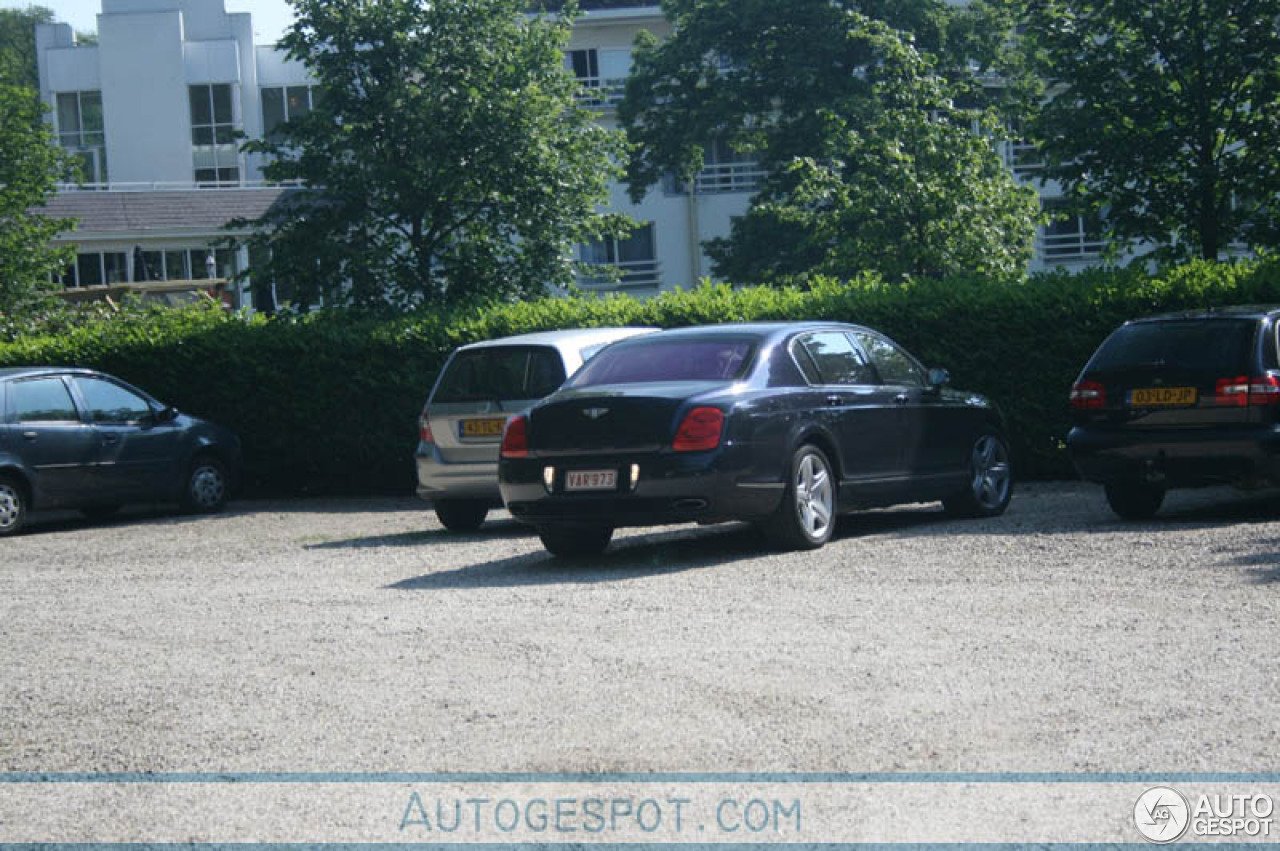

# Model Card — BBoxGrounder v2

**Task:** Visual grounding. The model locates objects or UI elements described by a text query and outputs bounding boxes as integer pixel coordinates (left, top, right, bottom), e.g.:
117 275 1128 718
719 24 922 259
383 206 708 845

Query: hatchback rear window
567 338 756 387
432 346 566 403
1087 320 1257 375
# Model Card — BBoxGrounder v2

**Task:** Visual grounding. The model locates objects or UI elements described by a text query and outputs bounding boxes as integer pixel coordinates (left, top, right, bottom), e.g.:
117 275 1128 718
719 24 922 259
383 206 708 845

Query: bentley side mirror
154 406 179 424
927 368 951 390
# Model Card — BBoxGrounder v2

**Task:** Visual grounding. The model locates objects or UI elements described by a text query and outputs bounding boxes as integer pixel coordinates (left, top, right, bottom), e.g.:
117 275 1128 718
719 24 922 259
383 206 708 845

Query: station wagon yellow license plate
1129 387 1197 407
460 417 507 438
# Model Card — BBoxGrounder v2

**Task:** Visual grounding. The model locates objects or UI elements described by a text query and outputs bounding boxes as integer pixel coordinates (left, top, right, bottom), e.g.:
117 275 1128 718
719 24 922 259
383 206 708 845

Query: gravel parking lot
2 482 1278 773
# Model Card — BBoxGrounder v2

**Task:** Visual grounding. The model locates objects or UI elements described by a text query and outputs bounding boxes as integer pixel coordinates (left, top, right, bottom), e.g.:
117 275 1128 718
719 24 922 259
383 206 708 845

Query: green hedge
3 259 1279 496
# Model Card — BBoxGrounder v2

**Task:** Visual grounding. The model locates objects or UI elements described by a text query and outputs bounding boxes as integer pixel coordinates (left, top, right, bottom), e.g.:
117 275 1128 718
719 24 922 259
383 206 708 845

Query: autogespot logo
1135 787 1191 843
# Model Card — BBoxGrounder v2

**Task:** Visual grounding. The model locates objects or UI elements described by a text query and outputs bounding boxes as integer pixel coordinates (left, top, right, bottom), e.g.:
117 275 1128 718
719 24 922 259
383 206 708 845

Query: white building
32 0 1099 307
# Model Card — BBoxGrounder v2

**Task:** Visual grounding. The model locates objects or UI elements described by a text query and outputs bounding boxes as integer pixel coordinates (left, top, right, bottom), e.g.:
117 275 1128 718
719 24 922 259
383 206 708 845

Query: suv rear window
1087 319 1257 375
432 346 566 403
567 338 756 387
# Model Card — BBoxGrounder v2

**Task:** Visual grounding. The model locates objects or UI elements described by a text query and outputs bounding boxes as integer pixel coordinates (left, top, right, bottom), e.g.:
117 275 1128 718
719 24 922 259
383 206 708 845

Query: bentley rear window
567 338 756 387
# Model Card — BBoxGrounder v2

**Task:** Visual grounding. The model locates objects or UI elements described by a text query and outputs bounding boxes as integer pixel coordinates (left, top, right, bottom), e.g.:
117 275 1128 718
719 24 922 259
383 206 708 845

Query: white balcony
579 259 661 290
694 161 767 194
1001 140 1044 179
1038 232 1105 261
574 76 627 108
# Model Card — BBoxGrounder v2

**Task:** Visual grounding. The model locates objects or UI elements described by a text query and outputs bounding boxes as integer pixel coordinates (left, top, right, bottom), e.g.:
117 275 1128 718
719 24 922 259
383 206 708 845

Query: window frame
190 83 242 187
54 90 107 186
788 330 880 388
848 330 929 389
10 376 84 425
260 84 316 140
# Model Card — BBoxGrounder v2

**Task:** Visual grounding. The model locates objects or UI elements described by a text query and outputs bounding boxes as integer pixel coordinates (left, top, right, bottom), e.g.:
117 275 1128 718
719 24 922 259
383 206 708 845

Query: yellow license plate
460 417 507 438
1130 387 1197 407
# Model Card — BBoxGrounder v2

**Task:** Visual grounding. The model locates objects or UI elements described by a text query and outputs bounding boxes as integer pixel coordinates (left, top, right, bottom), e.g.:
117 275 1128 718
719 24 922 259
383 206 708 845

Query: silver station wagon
416 327 655 531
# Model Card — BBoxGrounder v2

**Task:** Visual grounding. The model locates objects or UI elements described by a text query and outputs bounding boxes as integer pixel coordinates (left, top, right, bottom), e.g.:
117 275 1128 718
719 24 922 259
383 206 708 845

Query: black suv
1068 307 1280 519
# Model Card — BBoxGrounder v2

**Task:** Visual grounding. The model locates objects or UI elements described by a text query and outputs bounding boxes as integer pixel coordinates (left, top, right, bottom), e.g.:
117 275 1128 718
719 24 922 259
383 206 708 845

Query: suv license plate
460 417 507 438
1130 387 1197 407
565 470 617 492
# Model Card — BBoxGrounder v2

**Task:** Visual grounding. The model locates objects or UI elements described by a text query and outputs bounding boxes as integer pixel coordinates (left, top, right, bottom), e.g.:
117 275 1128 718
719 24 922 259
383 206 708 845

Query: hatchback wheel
434 499 488 532
183 456 229 513
0 475 27 537
944 433 1013 518
1104 480 1165 520
761 444 836 550
538 524 613 558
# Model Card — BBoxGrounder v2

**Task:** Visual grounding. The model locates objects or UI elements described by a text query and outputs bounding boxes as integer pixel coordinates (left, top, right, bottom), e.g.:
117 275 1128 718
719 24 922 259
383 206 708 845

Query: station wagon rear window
567 338 756 387
1087 319 1256 375
432 346 565 403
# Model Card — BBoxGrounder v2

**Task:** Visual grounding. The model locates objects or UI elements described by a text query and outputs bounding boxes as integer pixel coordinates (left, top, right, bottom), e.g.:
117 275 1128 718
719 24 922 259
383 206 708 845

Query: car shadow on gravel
307 518 534 549
1219 543 1280 585
387 510 950 590
914 489 1280 538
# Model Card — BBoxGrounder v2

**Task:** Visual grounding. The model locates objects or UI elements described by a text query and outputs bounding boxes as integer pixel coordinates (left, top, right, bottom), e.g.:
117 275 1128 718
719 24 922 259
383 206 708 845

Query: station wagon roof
0 367 97 381
1137 305 1280 322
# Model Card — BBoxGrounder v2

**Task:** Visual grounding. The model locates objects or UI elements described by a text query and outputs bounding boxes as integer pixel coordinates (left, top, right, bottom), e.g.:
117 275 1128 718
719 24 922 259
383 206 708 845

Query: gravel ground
1 481 1278 773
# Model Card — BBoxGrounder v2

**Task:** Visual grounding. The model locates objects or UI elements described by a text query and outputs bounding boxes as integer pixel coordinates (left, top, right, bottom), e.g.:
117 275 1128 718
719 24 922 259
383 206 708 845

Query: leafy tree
0 82 78 320
620 1 1038 282
1022 0 1280 261
0 5 54 90
241 0 630 310
711 36 1039 282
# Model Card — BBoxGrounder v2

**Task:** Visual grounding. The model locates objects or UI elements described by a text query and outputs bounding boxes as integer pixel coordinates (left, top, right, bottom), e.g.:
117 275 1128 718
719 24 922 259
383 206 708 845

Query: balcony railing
1001 141 1044 178
574 76 627 108
1039 232 1105 261
54 179 296 192
694 162 767 194
579 259 661 290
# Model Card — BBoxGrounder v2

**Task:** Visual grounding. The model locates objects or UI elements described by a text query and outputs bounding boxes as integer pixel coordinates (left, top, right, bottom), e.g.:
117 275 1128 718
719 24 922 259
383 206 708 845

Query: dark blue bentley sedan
0 368 241 535
498 322 1012 557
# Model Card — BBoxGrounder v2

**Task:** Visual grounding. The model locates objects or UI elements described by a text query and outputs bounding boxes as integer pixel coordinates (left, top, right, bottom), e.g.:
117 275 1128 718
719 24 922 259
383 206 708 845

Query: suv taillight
1216 374 1280 406
673 407 725 452
419 415 434 444
501 415 529 459
1069 380 1106 410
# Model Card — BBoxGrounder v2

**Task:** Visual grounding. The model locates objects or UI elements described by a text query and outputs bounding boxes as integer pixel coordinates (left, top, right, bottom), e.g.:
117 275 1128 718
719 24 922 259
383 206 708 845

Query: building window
190 84 241 186
1041 200 1105 261
64 252 128 287
59 247 238 287
565 49 600 87
564 48 627 106
578 223 659 289
55 90 107 186
261 85 316 140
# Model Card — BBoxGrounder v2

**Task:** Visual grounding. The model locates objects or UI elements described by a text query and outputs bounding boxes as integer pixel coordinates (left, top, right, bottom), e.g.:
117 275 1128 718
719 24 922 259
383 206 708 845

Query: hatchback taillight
672 407 725 452
1069 380 1106 410
1216 373 1280 406
501 415 529 459
419 415 434 444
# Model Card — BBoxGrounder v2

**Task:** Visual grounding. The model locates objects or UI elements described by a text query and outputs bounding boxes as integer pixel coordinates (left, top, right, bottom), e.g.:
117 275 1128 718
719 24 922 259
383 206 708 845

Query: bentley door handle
894 393 910 405
826 394 843 406
21 431 37 441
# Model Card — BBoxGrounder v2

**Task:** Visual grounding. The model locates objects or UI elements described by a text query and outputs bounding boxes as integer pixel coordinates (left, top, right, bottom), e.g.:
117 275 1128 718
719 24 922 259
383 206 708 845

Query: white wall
98 10 192 184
